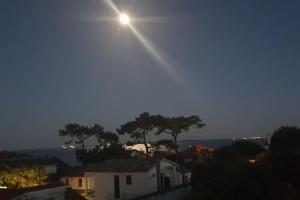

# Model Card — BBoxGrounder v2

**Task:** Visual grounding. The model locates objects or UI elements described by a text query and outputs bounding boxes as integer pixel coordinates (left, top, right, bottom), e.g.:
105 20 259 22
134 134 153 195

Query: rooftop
86 158 159 172
62 167 85 177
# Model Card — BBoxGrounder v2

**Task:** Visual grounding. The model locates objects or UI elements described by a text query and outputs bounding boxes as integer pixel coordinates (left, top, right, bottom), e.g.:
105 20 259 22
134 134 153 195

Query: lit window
248 159 256 165
126 175 132 185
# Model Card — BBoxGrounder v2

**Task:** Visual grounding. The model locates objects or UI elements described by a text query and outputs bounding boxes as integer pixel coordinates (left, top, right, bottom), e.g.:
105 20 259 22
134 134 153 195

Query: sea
15 138 266 167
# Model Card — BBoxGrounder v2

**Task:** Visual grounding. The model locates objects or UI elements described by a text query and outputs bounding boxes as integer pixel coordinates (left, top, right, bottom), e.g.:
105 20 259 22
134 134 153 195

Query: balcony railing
86 188 96 197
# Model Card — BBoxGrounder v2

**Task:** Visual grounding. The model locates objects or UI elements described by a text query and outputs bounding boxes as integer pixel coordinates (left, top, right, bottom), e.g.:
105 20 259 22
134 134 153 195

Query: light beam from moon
105 0 121 15
104 0 185 86
128 24 184 84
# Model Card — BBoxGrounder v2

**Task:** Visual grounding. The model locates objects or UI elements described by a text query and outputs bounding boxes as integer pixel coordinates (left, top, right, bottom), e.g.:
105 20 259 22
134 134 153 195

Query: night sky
1 0 299 150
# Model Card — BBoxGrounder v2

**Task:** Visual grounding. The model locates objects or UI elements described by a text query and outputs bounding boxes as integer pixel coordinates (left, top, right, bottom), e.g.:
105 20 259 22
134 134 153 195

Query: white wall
159 159 181 187
184 172 191 183
85 174 95 189
147 166 158 193
86 159 184 200
92 172 152 200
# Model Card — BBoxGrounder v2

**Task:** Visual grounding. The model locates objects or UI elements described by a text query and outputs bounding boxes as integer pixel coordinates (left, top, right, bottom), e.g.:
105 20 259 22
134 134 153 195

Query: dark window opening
78 178 83 187
160 173 164 191
114 175 120 199
66 178 69 185
164 177 171 189
126 175 132 185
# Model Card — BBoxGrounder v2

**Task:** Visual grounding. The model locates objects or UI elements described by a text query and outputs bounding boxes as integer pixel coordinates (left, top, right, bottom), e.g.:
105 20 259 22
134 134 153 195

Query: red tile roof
180 147 198 159
180 145 214 159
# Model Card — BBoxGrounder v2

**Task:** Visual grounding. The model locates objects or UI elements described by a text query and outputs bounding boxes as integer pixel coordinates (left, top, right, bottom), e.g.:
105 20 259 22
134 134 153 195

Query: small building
85 158 189 200
60 168 95 200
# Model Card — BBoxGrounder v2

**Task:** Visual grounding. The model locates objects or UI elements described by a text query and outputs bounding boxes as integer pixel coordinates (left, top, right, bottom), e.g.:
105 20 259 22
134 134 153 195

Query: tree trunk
143 131 149 158
173 134 178 154
80 140 85 150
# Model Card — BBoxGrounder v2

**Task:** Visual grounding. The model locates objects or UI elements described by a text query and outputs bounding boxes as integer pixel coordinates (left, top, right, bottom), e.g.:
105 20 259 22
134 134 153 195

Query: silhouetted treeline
191 126 300 200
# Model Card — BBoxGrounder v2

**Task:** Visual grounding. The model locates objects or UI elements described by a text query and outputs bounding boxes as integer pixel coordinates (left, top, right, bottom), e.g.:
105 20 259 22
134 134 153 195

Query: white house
85 158 190 200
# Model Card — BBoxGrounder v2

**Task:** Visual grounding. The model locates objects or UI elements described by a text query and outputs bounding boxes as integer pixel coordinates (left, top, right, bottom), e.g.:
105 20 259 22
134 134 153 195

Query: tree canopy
59 123 122 165
59 123 92 150
157 115 205 153
76 144 130 166
0 168 47 189
117 112 163 158
212 141 264 164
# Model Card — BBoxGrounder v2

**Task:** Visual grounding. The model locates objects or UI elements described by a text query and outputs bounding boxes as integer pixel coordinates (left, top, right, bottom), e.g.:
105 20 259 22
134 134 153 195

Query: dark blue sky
1 0 299 150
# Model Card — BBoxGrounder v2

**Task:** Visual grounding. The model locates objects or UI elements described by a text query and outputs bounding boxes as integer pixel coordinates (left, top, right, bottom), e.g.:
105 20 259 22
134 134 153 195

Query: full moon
119 14 130 25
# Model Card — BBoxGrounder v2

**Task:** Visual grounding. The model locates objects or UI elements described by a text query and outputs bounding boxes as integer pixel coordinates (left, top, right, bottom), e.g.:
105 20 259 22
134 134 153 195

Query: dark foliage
76 144 130 166
59 123 95 150
270 126 300 187
192 141 271 200
157 116 205 153
212 141 263 164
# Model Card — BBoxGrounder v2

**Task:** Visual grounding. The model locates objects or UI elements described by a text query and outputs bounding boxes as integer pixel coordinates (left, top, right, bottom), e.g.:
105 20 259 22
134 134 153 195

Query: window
66 178 69 185
126 175 132 185
78 178 83 187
